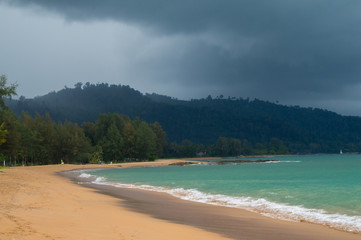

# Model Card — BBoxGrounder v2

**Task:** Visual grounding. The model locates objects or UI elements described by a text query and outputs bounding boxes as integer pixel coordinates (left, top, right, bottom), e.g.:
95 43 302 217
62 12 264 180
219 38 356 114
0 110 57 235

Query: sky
1 0 361 116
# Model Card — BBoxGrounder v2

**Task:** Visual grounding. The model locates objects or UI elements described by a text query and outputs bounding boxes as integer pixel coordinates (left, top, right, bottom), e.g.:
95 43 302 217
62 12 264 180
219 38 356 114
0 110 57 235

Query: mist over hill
8 83 361 153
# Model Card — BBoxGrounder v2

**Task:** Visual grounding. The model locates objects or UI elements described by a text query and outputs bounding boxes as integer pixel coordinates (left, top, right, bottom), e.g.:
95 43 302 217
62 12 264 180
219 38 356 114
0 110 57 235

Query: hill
8 82 361 153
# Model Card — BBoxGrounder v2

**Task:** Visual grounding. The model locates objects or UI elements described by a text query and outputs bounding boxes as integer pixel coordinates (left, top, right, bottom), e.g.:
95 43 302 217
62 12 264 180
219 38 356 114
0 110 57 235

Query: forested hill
8 83 361 153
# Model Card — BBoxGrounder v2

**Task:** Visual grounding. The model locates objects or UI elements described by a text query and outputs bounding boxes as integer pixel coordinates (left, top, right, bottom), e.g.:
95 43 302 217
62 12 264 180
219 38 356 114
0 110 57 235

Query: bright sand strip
0 160 230 240
1 160 361 240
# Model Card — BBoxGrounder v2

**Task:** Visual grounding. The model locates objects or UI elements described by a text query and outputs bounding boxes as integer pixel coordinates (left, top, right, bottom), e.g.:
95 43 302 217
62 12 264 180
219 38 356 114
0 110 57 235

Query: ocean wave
86 174 360 233
79 173 93 178
94 176 107 183
264 160 302 164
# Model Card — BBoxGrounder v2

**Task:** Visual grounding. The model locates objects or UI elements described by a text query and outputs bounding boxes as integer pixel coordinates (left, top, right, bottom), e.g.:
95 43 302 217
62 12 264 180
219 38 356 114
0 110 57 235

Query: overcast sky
1 0 361 116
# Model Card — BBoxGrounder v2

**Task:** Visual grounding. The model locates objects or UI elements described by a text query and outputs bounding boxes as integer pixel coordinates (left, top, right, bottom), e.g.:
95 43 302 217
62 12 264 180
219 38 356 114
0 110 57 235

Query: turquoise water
79 154 361 232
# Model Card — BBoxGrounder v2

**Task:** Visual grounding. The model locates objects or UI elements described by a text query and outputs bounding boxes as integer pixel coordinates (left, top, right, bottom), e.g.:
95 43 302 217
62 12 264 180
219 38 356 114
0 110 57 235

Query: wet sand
67 173 361 240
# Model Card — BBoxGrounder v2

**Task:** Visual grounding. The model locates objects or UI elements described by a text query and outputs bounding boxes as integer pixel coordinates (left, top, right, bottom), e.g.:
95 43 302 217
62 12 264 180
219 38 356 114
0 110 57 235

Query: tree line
1 109 290 166
1 110 169 165
2 75 352 166
8 82 361 154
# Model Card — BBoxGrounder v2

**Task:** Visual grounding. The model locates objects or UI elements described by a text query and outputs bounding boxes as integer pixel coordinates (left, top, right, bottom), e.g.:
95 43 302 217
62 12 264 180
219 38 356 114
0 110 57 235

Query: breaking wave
79 173 93 178
263 160 302 164
88 174 361 233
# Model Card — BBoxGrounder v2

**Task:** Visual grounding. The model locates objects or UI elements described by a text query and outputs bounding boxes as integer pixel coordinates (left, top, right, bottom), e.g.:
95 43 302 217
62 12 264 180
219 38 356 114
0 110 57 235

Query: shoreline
1 160 361 240
66 171 361 240
65 165 361 239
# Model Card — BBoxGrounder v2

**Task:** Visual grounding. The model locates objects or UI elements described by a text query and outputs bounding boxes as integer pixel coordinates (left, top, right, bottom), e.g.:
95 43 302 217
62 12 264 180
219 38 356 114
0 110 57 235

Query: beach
1 160 361 240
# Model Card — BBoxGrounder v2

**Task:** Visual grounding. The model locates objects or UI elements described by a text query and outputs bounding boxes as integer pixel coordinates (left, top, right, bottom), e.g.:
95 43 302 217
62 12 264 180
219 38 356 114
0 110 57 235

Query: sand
1 160 361 240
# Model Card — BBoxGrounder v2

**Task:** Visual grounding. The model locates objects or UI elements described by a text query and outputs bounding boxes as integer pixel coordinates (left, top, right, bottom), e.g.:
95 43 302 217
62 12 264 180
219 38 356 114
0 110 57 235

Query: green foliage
0 122 7 145
134 122 157 160
0 108 297 166
100 123 124 162
5 82 361 162
55 121 92 164
8 82 361 154
268 138 289 154
0 75 17 150
162 137 291 158
163 140 198 158
89 145 103 164
0 75 17 111
123 122 136 160
213 137 243 157
91 114 161 162
0 154 5 165
150 122 168 157
0 110 21 159
0 111 93 166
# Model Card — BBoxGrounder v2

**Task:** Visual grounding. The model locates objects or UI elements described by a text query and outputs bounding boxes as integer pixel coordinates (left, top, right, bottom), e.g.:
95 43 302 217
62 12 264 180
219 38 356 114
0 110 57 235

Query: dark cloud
2 0 361 115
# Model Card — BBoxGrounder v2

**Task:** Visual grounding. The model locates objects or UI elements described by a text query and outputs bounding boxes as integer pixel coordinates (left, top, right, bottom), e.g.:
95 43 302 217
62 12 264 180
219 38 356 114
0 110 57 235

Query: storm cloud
1 0 361 115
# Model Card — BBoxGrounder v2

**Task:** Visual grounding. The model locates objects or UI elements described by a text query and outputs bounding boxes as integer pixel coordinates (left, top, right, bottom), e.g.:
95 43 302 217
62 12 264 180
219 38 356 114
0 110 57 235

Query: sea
76 154 361 233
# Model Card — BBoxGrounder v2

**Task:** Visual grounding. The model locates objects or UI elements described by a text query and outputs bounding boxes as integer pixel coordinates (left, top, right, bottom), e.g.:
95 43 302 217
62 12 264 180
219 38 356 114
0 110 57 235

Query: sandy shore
1 160 361 240
0 160 229 240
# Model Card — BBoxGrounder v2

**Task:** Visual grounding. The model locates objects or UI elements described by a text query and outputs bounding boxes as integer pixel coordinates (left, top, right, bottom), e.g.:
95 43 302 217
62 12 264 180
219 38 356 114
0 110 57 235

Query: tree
0 75 17 150
0 110 21 164
100 123 124 162
268 138 289 154
90 145 103 164
74 82 83 89
134 122 157 160
0 122 7 145
82 122 96 145
55 121 92 163
0 75 17 111
150 122 167 157
18 112 39 165
179 140 197 158
123 122 136 160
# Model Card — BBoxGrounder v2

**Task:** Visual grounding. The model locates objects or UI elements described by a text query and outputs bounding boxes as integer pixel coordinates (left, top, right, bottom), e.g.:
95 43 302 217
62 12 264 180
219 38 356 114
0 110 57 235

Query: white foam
264 160 302 164
94 177 107 183
92 180 361 233
79 173 93 178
